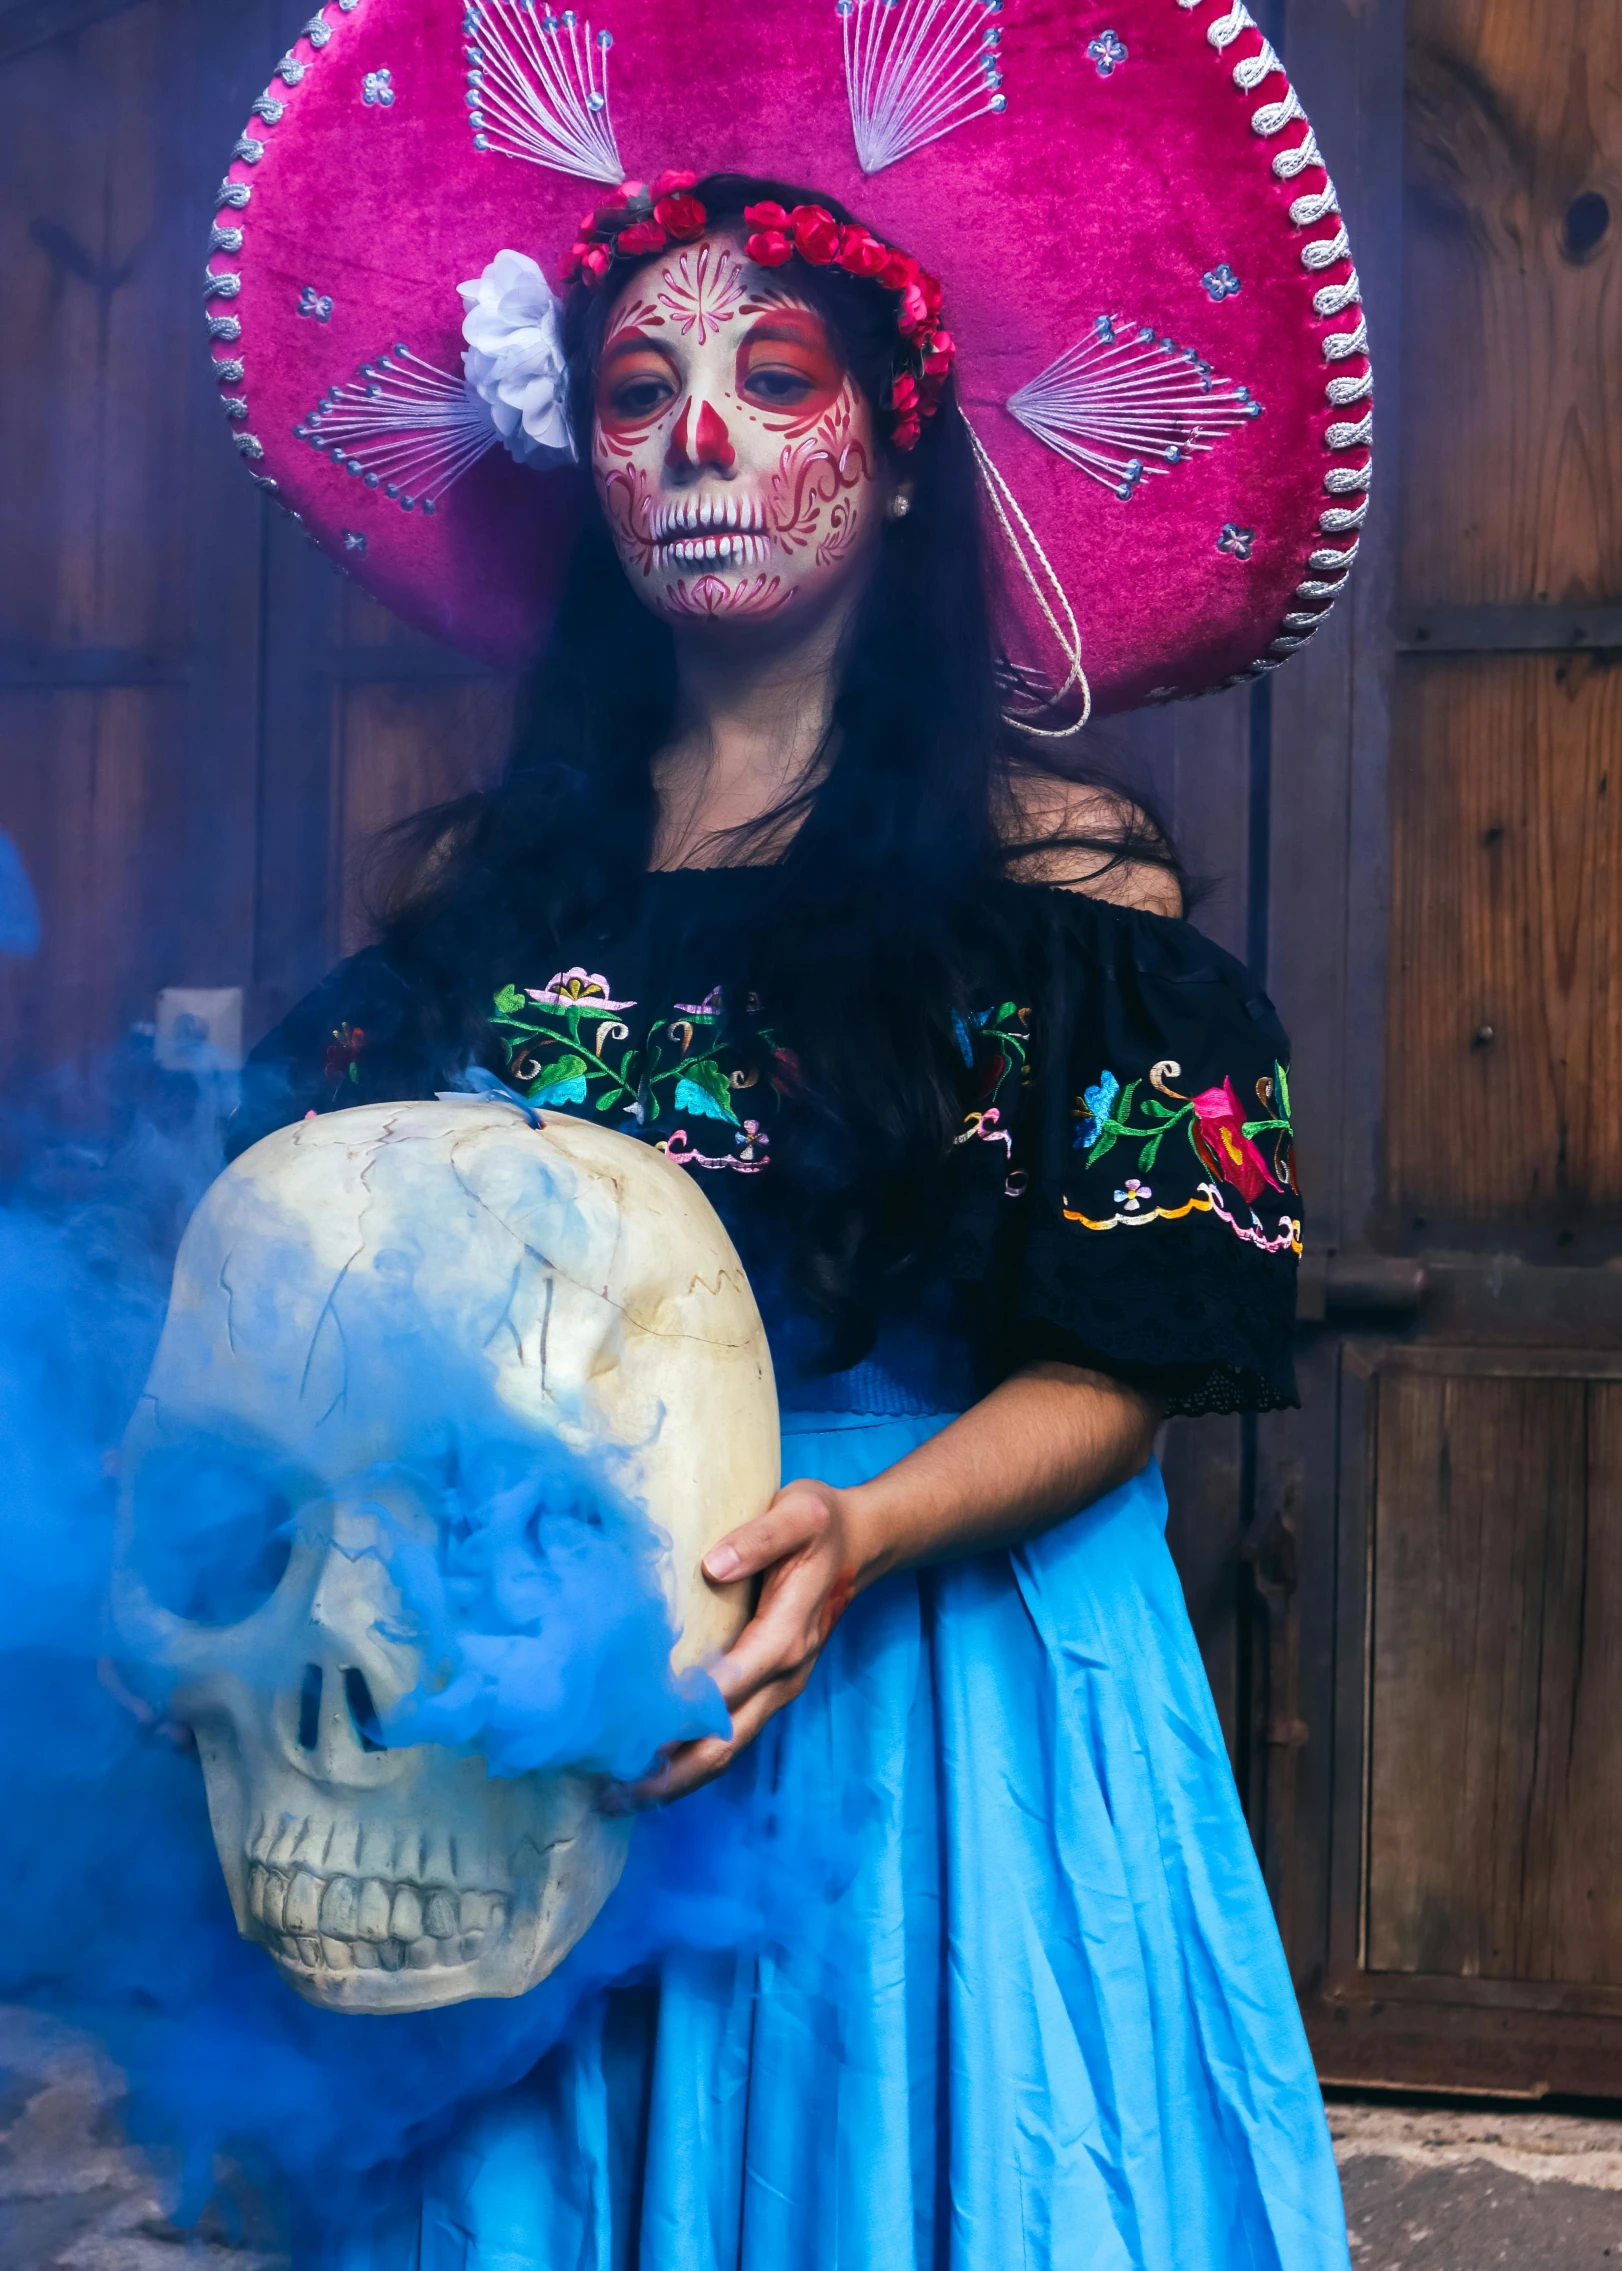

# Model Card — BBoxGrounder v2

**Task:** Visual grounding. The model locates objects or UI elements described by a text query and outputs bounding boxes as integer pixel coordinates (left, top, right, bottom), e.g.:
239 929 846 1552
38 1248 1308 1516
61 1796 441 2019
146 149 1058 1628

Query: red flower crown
560 175 955 453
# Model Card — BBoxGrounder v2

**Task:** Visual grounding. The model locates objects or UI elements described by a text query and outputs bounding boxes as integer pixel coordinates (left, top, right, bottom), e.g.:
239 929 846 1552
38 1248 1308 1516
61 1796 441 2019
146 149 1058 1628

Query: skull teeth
650 492 766 540
248 1861 508 1969
655 531 773 568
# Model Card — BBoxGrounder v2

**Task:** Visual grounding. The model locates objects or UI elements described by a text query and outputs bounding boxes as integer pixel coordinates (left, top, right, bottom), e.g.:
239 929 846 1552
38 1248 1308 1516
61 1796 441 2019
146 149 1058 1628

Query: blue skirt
366 1414 1350 2271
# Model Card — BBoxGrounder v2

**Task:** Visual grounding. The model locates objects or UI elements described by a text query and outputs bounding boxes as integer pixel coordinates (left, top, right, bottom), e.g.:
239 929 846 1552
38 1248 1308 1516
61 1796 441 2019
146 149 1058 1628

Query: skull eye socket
126 1443 295 1626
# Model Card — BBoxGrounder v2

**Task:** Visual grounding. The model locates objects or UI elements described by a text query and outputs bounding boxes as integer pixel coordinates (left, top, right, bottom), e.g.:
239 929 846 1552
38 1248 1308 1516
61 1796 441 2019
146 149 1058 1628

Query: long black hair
376 175 1183 1360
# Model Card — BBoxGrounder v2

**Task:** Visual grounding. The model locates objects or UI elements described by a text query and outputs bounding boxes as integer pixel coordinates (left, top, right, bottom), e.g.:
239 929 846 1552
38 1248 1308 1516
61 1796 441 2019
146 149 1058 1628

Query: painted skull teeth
650 492 767 540
247 1859 511 1975
657 531 775 568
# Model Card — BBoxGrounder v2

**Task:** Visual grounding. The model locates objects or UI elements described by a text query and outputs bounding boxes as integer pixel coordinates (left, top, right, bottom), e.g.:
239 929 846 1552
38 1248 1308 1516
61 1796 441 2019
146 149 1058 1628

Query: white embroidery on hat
295 345 504 513
1006 317 1261 500
837 0 1007 177
463 1 622 183
1174 0 1372 673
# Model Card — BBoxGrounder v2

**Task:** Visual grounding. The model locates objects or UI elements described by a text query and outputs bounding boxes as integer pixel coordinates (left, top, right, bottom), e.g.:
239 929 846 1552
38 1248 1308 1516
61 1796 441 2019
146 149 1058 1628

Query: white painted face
591 230 886 627
115 1100 777 2013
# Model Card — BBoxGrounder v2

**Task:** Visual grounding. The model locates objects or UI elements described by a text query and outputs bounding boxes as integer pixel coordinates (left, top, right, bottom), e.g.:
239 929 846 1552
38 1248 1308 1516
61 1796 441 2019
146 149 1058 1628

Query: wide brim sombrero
205 0 1371 714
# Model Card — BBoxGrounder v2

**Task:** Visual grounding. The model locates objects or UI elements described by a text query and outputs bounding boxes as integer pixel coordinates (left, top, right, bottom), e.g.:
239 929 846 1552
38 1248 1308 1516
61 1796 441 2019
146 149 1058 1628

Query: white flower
457 248 576 467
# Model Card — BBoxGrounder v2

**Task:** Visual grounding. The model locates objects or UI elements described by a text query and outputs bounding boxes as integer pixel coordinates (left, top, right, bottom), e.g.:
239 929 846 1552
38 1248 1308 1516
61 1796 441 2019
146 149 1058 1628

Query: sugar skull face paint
591 235 884 627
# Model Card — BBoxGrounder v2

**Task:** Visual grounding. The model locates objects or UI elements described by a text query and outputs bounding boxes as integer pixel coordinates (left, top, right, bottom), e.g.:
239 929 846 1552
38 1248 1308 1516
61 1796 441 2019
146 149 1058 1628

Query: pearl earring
888 491 912 520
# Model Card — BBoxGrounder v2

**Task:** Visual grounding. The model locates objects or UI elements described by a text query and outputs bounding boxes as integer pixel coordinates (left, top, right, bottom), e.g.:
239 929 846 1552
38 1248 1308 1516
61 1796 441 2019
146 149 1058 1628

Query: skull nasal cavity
344 1666 386 1753
297 1662 321 1750
665 398 736 473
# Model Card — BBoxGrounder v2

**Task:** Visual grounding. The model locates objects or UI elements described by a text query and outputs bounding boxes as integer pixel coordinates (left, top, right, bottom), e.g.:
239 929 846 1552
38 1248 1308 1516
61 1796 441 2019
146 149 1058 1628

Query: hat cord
960 412 1093 741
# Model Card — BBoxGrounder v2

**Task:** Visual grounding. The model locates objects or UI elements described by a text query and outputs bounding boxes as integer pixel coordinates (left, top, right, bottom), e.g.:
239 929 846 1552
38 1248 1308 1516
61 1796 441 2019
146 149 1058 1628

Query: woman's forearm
845 1363 1162 1589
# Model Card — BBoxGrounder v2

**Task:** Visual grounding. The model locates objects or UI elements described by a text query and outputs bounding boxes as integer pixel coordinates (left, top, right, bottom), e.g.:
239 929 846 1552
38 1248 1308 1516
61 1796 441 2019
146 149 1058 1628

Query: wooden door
1249 0 1622 2095
0 0 513 1093
8 0 1621 2104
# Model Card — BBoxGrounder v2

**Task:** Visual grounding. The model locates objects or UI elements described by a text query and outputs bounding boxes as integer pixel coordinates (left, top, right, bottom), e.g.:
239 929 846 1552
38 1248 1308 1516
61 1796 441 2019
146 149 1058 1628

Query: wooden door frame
1253 0 1409 2010
1263 0 1622 2096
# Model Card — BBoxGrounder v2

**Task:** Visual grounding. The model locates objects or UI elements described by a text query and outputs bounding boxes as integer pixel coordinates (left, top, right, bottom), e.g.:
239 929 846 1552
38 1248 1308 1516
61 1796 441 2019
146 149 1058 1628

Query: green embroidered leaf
675 1064 739 1123
1277 1061 1292 1121
1139 1126 1171 1171
1085 1127 1120 1168
525 1053 589 1107
493 984 525 1015
1143 1099 1177 1122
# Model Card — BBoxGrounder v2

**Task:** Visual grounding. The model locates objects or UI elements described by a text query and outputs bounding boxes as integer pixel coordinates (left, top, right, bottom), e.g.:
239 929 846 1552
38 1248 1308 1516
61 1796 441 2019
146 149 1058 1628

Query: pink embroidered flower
529 968 635 1012
1190 1078 1280 1204
323 1023 365 1084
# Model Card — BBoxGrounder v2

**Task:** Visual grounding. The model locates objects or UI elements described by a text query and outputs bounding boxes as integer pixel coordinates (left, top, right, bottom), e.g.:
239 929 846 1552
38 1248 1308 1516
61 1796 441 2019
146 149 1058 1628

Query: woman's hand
628 1477 872 1805
617 1361 1160 1809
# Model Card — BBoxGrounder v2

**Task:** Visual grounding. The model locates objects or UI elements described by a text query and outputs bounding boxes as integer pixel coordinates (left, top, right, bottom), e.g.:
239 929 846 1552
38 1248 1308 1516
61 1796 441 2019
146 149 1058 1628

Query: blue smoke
0 829 40 956
0 1058 837 2254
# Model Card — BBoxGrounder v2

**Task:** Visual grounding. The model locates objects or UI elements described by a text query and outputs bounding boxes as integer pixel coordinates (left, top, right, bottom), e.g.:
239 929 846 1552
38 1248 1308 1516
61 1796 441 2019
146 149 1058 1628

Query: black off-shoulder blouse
229 872 1301 1417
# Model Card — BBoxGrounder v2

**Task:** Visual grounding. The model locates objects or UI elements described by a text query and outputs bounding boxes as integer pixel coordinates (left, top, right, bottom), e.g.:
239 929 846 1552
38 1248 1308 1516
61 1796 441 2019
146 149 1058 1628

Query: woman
217 3 1366 2259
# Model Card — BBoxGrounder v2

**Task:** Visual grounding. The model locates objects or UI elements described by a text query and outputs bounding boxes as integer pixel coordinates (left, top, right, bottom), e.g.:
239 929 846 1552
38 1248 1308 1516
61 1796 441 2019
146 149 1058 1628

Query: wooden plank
1254 0 1409 1985
331 678 514 956
1400 0 1622 607
0 0 189 655
1398 604 1622 654
0 686 188 1076
1110 684 1253 1763
1365 1370 1611 1982
1387 653 1622 1227
0 0 142 66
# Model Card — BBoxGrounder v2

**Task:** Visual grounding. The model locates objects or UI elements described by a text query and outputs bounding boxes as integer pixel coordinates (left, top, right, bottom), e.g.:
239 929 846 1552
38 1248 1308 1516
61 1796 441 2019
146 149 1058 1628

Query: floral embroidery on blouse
953 1002 1032 1196
491 975 778 1174
322 1022 365 1090
1065 1058 1301 1255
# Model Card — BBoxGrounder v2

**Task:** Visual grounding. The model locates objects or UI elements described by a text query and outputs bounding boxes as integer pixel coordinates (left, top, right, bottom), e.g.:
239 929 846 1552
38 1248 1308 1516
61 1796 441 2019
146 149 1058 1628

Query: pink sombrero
204 0 1371 714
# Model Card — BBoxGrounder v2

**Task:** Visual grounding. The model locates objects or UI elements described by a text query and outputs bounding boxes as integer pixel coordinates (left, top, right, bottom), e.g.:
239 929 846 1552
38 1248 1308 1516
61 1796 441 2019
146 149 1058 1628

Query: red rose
1190 1078 1281 1205
652 168 698 198
743 200 791 230
746 228 793 267
577 206 600 235
559 243 587 282
789 203 841 263
890 372 919 414
922 328 955 373
878 248 919 291
581 243 612 282
919 269 944 316
617 218 667 256
897 281 934 341
655 191 706 240
836 225 889 278
892 413 922 452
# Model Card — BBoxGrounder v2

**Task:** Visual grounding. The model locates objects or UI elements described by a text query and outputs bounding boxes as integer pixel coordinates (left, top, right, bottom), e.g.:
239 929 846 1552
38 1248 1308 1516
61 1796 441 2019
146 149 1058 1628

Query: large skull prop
116 1099 776 2012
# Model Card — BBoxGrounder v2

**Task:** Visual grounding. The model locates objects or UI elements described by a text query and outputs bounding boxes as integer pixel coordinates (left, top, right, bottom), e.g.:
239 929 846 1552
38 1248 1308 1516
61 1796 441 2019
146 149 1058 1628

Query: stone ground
6 2006 1622 2268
